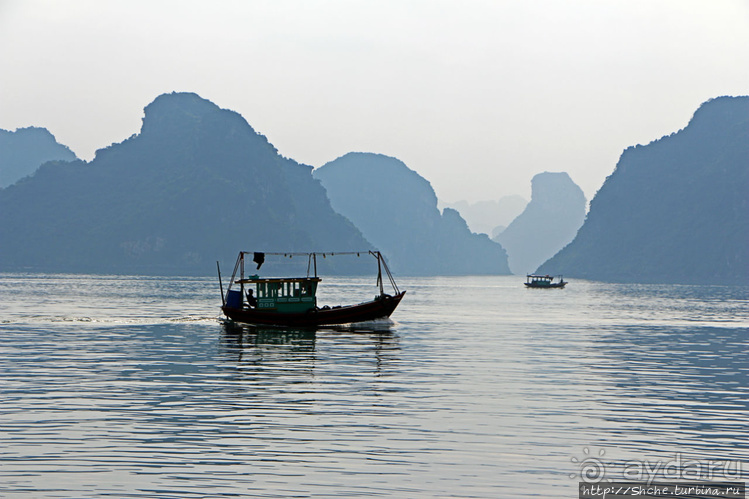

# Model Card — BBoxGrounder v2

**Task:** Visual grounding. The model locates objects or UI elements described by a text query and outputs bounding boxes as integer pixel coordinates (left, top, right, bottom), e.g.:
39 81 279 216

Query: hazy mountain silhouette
314 152 510 275
443 196 527 236
0 92 372 275
494 172 586 275
537 96 749 284
0 127 77 188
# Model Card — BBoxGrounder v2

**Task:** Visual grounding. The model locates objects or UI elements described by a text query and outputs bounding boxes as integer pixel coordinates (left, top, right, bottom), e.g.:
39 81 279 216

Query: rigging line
227 253 242 293
239 251 370 257
379 254 400 294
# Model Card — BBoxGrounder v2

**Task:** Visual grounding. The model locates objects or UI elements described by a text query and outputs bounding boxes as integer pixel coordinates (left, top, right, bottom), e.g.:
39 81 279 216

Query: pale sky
1 0 747 202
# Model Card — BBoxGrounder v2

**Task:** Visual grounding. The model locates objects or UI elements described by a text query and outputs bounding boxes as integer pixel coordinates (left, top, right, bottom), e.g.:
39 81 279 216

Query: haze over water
1 274 747 497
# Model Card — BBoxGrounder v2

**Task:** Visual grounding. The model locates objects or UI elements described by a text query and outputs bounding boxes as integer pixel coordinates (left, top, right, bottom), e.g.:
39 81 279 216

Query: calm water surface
1 274 747 497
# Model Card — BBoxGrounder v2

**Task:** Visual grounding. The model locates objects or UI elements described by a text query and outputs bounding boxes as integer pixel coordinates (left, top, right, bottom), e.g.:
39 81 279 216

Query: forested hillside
538 96 748 284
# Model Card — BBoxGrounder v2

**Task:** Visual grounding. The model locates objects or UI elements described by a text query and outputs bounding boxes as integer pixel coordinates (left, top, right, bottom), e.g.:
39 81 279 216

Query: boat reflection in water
221 320 317 350
222 319 397 352
219 319 400 373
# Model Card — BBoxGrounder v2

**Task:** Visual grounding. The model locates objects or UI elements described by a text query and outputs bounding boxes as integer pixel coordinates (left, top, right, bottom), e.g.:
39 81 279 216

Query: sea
1 273 747 498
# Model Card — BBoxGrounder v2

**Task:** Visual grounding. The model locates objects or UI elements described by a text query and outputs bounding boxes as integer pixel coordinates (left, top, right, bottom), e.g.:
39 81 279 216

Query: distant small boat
524 274 567 288
218 250 405 327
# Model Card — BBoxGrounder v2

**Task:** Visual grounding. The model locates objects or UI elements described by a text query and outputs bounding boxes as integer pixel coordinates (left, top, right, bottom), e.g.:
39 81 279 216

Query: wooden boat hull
524 282 566 288
222 291 406 327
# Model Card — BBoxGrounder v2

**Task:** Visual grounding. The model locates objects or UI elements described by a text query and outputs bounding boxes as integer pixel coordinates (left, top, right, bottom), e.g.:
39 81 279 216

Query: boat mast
217 261 225 306
239 252 245 297
305 253 319 277
375 252 384 296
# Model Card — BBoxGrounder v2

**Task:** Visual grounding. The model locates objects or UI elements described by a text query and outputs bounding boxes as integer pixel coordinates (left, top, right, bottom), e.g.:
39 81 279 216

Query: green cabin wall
253 278 319 312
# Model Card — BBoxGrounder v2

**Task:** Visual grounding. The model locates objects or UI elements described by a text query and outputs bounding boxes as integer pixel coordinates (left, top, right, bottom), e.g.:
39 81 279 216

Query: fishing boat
218 251 405 327
524 274 567 288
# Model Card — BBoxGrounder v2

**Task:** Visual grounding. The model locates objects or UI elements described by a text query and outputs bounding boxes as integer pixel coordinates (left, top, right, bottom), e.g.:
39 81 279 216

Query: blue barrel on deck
226 290 243 308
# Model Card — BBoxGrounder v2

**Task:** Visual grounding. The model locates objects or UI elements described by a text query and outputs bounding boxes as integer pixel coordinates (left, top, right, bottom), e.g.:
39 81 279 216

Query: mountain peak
495 172 586 274
92 91 272 163
691 95 749 123
139 91 257 139
0 126 77 188
144 92 221 119
531 172 585 204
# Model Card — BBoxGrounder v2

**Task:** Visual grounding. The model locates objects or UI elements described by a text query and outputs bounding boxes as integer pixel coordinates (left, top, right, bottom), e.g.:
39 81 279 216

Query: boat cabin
527 275 554 286
525 274 566 288
233 275 321 313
